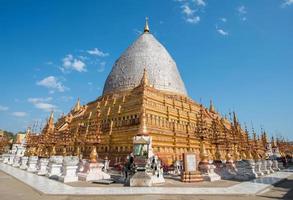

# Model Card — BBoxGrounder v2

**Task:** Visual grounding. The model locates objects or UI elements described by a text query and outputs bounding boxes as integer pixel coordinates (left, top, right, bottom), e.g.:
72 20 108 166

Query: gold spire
144 17 150 33
140 68 149 86
200 140 209 163
263 131 268 144
73 98 81 112
271 136 277 148
48 110 54 130
209 99 215 113
49 110 54 123
233 112 238 125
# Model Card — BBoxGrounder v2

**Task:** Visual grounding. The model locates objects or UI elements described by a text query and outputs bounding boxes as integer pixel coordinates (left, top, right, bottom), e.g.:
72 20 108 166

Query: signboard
183 153 197 172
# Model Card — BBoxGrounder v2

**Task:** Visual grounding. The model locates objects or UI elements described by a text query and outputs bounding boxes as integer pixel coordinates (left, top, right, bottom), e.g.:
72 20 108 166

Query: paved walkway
1 163 292 196
1 170 293 200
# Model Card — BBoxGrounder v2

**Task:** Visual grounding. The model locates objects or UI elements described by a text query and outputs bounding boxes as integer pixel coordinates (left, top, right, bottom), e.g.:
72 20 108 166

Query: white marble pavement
0 162 292 195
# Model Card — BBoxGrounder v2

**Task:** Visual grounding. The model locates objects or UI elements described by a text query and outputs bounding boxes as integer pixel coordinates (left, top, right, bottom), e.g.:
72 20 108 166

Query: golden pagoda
26 19 276 165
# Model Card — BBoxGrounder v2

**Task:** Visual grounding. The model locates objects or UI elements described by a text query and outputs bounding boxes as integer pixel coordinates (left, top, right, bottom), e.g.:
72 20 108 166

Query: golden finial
233 111 238 124
271 136 277 148
263 131 268 143
49 110 54 123
140 68 149 86
209 99 215 113
73 98 81 112
144 17 150 33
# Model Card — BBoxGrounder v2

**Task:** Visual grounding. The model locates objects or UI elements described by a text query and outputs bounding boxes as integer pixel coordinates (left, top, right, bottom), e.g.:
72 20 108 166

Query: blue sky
0 0 292 140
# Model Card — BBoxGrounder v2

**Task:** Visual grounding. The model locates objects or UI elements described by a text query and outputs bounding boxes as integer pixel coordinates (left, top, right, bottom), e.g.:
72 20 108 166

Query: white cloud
0 105 9 111
34 103 56 112
62 54 86 72
63 54 73 67
186 16 200 24
177 1 204 25
28 97 52 104
237 5 247 14
87 48 109 57
12 112 27 117
217 29 229 36
28 97 57 112
72 60 86 71
36 76 67 92
60 96 73 102
282 0 293 7
97 61 106 72
181 4 195 16
220 17 227 22
195 0 206 7
78 55 88 61
237 5 247 21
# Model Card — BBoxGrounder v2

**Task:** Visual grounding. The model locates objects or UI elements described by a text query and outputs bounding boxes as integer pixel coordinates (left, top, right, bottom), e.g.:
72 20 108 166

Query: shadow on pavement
257 178 293 200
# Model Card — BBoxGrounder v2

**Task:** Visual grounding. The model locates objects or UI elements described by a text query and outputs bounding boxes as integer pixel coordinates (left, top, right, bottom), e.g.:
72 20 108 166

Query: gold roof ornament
271 136 277 148
140 68 149 86
144 17 150 33
233 112 238 126
73 98 81 112
263 131 269 144
209 100 215 113
48 110 54 125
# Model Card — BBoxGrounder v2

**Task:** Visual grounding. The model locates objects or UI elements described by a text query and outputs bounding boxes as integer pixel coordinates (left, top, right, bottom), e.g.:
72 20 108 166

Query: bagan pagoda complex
24 20 293 165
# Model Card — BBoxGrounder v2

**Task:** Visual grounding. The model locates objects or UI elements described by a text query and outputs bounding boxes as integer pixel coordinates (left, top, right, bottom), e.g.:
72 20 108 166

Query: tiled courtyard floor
0 170 292 200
